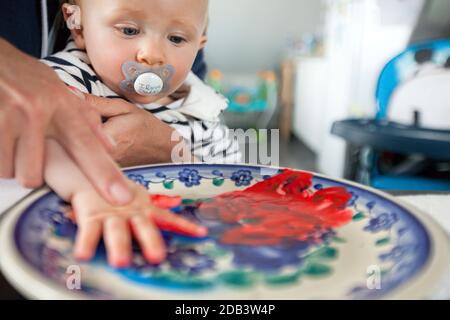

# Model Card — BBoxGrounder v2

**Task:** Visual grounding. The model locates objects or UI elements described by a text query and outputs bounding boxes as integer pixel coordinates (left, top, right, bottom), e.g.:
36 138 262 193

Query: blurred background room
204 0 450 192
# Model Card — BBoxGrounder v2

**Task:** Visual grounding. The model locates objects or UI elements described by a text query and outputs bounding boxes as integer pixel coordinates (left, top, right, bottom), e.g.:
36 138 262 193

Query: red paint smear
149 195 182 209
147 195 203 237
152 218 201 237
198 170 353 246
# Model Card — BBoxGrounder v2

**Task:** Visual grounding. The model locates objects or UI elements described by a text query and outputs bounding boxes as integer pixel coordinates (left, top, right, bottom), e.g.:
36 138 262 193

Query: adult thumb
84 94 132 118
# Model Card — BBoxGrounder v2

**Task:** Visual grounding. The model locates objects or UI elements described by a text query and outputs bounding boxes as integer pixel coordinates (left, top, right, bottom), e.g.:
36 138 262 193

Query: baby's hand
69 180 208 268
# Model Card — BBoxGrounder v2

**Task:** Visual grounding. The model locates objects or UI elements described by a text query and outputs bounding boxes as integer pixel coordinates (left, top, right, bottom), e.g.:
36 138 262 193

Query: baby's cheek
98 61 126 93
87 43 133 91
171 64 192 90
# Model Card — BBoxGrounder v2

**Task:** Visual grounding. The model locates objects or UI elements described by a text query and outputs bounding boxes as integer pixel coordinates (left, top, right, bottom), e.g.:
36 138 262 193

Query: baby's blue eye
122 27 139 36
169 36 185 44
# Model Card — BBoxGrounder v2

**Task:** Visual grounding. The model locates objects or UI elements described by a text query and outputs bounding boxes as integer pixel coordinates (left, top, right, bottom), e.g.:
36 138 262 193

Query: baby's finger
104 216 132 268
151 207 208 237
130 215 166 264
73 220 102 261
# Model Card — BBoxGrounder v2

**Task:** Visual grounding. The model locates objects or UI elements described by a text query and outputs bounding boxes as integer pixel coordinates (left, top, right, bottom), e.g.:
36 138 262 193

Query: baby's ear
62 4 86 49
199 35 208 49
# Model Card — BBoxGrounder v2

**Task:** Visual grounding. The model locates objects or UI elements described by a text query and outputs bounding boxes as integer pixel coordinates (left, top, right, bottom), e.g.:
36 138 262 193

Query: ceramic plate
1 164 449 299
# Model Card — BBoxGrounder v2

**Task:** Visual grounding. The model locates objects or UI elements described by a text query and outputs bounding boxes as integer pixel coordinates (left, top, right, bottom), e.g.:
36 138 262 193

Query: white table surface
0 180 32 214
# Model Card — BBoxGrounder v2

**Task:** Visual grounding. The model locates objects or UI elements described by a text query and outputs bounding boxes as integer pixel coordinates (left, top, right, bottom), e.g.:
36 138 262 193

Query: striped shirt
41 41 241 163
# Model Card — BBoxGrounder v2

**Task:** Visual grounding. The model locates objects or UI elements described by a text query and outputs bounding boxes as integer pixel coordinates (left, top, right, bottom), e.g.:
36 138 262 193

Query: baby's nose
136 42 165 67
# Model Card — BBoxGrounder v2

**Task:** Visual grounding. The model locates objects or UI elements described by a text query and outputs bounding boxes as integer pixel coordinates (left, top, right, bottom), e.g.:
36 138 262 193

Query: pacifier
120 61 175 96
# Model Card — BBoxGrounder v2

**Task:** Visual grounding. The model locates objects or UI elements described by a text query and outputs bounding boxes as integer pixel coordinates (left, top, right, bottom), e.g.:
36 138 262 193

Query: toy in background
332 39 450 191
387 48 450 129
207 69 224 93
285 33 325 59
207 70 278 130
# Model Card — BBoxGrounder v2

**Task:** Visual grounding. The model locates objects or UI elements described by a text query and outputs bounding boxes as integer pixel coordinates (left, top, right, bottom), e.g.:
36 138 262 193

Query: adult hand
85 95 194 167
0 39 133 205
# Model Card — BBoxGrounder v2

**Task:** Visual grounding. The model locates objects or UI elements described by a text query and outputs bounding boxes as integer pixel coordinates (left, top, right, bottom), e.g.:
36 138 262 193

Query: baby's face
73 0 208 104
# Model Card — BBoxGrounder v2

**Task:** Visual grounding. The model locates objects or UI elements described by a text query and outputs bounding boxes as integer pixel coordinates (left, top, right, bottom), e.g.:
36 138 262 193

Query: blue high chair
332 39 450 191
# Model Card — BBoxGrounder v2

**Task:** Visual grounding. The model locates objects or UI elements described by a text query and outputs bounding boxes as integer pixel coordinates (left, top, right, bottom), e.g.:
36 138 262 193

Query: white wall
205 0 324 73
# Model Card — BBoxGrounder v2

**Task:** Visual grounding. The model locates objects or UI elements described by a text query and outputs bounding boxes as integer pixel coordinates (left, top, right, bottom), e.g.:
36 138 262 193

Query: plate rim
1 163 449 300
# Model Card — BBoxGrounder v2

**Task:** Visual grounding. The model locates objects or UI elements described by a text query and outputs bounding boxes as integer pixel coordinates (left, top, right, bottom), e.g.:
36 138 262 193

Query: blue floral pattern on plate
10 164 433 299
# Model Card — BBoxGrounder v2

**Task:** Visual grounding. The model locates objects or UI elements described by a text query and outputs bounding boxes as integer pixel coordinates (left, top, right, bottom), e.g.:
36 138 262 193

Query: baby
44 0 240 164
42 0 238 268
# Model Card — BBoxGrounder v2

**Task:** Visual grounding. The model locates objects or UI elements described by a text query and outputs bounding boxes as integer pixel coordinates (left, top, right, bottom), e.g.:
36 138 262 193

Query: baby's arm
44 139 207 267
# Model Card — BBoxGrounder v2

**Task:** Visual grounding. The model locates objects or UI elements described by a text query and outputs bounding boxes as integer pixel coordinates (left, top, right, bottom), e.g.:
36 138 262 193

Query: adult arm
0 38 133 205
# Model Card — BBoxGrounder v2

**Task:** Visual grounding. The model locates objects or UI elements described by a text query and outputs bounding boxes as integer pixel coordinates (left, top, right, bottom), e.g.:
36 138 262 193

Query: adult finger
67 87 116 152
130 215 166 264
0 110 17 178
84 94 132 118
81 103 117 153
14 121 45 188
54 107 133 206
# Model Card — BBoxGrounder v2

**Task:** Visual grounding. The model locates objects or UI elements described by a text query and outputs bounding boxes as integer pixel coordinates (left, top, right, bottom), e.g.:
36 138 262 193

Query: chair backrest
375 39 450 120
